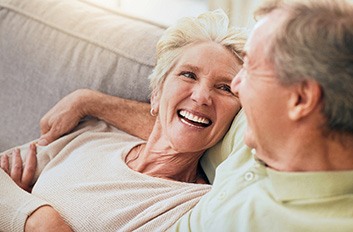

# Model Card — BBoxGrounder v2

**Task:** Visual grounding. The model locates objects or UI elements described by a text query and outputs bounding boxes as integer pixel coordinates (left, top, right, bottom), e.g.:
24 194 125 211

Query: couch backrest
0 0 166 151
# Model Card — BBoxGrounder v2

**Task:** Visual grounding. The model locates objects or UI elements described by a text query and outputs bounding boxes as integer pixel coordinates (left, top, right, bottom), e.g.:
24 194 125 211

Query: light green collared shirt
173 112 353 232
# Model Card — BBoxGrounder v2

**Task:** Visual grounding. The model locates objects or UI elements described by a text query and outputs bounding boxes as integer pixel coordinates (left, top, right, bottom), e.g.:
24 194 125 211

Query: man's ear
288 80 322 121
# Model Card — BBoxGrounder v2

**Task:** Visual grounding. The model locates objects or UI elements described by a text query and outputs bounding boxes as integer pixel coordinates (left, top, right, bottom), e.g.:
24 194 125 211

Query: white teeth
179 110 210 125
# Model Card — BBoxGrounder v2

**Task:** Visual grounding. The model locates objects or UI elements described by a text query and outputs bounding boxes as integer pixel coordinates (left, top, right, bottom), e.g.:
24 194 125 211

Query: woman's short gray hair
148 9 247 95
256 0 353 133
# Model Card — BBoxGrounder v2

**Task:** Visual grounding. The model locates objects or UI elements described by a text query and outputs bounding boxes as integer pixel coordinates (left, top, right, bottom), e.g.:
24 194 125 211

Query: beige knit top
0 120 211 231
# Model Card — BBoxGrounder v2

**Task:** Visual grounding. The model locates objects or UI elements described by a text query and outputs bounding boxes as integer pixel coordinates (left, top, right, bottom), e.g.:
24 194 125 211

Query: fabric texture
0 119 211 231
0 170 50 231
0 0 165 151
173 112 353 231
201 109 247 183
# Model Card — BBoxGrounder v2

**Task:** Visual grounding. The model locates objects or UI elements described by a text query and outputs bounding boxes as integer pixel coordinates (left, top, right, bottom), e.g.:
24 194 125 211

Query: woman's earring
150 108 157 117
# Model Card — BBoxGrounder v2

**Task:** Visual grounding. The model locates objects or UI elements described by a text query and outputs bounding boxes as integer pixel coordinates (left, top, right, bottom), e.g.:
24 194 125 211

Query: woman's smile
178 109 212 128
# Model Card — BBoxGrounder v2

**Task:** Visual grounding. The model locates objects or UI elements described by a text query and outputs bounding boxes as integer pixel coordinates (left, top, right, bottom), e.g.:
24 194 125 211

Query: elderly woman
0 10 246 231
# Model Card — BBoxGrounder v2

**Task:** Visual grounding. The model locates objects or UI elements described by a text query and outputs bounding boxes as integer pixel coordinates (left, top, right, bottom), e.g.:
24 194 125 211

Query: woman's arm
0 157 71 231
0 169 72 232
39 89 154 146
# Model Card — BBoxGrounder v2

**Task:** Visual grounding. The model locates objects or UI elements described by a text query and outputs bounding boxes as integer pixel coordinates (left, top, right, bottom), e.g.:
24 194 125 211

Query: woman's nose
191 84 212 106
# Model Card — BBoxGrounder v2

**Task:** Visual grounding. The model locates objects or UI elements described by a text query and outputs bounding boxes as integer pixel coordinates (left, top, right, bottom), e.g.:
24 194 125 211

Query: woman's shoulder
78 119 144 141
56 119 145 154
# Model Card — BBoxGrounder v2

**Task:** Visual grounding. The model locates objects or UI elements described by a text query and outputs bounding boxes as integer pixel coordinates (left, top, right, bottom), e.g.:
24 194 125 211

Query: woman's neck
126 143 206 183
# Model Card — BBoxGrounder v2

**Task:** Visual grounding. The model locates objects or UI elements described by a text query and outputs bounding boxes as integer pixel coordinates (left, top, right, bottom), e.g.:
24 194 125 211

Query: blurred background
88 0 264 29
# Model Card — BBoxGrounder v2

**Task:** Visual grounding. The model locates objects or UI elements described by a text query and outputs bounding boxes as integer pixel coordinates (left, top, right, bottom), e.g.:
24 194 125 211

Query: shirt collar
266 167 353 202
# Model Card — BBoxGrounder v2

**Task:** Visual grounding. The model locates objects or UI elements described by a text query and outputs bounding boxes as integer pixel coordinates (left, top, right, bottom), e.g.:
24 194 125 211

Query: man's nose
231 69 244 96
230 68 246 96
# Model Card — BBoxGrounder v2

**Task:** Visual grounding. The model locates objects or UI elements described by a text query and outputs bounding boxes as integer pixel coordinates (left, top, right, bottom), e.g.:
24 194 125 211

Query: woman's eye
181 72 196 80
218 84 233 93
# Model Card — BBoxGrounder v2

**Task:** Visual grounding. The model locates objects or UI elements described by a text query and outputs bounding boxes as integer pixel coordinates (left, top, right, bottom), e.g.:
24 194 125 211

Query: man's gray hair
257 0 353 133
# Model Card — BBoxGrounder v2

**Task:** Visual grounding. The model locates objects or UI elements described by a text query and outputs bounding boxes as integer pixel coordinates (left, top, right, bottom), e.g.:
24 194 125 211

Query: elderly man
4 0 353 231
173 0 353 231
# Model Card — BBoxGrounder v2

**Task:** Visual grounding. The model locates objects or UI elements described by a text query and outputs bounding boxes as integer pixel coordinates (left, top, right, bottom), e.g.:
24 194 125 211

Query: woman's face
153 41 242 153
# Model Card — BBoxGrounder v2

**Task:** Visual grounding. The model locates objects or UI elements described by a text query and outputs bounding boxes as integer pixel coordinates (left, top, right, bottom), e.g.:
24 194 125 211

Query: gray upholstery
0 0 166 151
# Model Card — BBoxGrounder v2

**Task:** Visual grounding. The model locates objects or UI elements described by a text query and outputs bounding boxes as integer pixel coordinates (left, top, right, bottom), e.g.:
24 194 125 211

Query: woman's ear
288 80 322 121
150 89 161 114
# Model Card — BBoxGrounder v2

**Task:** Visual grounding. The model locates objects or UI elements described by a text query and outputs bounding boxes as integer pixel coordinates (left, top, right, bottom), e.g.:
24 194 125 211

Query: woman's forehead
175 42 241 72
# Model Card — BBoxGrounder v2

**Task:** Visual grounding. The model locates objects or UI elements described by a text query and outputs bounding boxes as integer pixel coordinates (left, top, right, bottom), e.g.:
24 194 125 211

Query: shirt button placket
244 171 255 181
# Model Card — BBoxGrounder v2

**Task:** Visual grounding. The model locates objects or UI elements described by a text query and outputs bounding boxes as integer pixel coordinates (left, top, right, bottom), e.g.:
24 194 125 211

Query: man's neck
260 132 353 172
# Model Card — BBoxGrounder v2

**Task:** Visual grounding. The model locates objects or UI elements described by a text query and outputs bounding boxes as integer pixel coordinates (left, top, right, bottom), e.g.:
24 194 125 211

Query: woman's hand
25 206 73 232
0 143 37 192
38 89 91 146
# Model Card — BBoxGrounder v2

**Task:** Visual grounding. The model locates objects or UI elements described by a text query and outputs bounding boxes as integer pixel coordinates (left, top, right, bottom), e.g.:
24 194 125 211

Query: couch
0 0 164 150
0 0 246 183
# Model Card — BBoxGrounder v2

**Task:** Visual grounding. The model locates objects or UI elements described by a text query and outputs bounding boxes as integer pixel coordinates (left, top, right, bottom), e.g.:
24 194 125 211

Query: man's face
231 11 293 162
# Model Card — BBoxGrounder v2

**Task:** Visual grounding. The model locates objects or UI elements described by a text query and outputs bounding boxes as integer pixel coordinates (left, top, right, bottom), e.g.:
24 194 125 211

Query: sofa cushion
0 0 165 151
